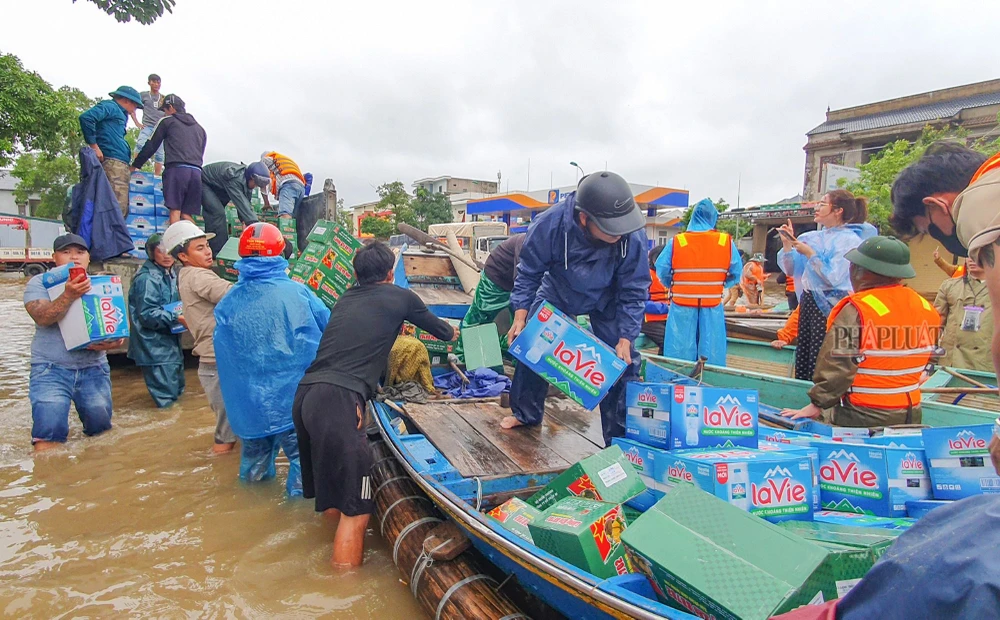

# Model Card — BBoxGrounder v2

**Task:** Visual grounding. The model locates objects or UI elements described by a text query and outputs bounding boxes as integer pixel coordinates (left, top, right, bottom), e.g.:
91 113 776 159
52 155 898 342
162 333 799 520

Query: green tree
12 86 98 219
374 181 415 233
334 198 354 235
360 215 394 239
680 197 733 231
409 188 453 231
0 53 70 166
75 0 175 24
843 122 1000 232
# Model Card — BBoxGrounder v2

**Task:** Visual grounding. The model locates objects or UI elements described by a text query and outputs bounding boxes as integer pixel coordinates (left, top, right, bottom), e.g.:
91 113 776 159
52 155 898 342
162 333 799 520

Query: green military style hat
845 235 916 279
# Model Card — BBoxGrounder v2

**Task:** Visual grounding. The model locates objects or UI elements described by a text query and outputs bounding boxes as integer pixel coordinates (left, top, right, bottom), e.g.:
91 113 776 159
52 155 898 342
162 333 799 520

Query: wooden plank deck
403 398 604 479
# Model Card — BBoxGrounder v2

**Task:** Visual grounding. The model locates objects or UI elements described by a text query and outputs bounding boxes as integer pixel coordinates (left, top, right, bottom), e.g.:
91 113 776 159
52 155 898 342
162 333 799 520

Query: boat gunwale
372 402 679 620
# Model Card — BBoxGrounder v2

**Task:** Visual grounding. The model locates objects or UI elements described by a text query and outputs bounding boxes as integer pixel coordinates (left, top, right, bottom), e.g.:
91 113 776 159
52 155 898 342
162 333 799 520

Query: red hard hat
238 222 286 257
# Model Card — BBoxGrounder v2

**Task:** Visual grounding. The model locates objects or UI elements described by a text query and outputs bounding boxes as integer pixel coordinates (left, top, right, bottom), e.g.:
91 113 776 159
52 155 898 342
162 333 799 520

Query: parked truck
426 222 508 263
0 216 64 276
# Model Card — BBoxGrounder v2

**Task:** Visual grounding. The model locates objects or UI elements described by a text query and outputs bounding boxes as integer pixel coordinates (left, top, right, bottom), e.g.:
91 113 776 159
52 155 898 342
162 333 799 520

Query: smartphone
69 265 87 281
778 229 796 241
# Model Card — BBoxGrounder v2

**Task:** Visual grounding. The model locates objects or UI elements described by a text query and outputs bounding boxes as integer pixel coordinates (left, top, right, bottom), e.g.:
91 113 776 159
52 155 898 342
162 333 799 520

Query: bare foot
32 440 62 453
500 416 524 429
212 442 236 454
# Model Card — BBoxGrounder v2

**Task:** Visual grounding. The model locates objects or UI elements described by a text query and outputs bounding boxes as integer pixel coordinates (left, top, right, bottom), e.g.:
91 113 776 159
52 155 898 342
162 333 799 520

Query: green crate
528 498 630 579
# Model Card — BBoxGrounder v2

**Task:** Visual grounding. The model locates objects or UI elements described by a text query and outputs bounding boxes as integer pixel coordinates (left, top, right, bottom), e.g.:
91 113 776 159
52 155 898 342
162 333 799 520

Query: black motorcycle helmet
573 171 644 236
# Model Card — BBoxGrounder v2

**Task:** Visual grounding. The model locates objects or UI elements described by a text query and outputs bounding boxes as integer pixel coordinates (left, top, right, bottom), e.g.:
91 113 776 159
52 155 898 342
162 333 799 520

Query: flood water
0 279 422 618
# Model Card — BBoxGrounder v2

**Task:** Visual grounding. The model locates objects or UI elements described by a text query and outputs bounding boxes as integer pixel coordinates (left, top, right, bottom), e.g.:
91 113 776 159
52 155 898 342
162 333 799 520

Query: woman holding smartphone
778 190 876 381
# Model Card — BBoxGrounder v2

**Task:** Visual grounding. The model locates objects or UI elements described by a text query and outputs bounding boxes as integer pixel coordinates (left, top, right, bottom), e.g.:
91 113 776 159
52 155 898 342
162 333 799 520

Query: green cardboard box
306 220 362 259
487 497 542 544
315 247 355 289
528 446 647 511
528 497 630 579
623 485 850 620
213 238 242 282
461 323 503 369
300 267 349 309
401 319 460 355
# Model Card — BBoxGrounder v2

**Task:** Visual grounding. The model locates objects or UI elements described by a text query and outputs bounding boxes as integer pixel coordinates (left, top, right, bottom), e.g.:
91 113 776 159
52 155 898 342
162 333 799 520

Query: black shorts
162 166 203 216
292 382 374 516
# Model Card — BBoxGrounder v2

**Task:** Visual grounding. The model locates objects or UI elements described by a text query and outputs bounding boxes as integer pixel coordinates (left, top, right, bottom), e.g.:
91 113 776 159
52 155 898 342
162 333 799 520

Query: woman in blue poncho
778 190 877 381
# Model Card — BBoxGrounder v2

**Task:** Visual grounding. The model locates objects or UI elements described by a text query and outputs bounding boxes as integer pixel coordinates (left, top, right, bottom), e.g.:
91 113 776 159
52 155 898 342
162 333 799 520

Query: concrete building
412 176 499 196
803 78 1000 201
0 170 40 216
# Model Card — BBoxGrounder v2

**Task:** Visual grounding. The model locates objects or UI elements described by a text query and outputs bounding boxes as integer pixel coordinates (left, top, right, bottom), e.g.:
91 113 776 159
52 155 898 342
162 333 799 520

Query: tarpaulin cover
433 368 510 398
213 256 330 439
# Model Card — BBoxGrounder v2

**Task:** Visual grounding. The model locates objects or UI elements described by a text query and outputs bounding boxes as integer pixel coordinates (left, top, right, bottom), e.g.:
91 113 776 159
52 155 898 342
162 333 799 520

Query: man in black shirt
293 241 456 569
456 233 525 359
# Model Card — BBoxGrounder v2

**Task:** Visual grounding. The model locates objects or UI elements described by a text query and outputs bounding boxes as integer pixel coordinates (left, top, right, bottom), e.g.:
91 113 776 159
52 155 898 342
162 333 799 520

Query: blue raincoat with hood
778 222 878 316
213 256 331 439
655 198 742 364
509 193 650 445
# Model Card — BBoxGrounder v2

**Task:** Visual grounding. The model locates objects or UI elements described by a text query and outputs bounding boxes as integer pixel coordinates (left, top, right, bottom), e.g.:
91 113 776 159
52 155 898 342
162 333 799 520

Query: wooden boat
393 245 471 319
724 337 1000 414
371 396 695 620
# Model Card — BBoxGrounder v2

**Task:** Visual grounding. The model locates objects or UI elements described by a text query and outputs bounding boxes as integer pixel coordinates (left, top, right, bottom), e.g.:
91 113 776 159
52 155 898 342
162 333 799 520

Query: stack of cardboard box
288 220 362 308
126 172 168 257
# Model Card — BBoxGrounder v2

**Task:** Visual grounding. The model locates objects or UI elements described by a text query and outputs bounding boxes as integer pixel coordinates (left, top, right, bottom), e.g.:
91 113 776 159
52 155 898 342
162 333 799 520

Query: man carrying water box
503 172 650 446
23 234 125 452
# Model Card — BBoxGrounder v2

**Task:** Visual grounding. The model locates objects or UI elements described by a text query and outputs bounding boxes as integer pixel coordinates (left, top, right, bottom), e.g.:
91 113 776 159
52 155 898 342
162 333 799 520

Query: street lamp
570 161 585 182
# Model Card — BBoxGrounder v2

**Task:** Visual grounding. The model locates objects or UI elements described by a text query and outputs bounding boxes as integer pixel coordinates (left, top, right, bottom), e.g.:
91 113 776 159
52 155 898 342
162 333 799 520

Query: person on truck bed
23 234 123 452
503 171 650 446
200 161 271 256
259 151 306 219
127 234 184 408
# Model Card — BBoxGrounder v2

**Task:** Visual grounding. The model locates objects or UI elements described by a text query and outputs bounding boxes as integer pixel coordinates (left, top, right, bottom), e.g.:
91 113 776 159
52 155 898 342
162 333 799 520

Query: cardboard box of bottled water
625 382 672 449
921 425 1000 500
668 385 759 450
509 301 627 410
41 265 129 350
814 510 915 530
814 441 931 517
759 427 824 446
905 498 952 519
661 448 813 522
758 443 821 512
611 437 669 491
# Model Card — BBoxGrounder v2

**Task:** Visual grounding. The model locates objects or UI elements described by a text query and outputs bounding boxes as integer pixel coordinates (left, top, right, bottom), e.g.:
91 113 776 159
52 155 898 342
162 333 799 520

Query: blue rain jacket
127 260 182 367
837 495 1000 619
510 193 650 342
78 99 131 163
778 222 876 316
69 147 134 260
655 199 742 364
213 256 330 439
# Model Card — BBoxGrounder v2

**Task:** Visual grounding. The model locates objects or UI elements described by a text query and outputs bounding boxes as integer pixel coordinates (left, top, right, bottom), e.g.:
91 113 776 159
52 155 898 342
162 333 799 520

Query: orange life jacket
785 275 795 293
952 264 966 279
669 231 731 307
645 268 669 322
262 151 306 197
776 305 800 343
826 285 940 410
972 152 1000 183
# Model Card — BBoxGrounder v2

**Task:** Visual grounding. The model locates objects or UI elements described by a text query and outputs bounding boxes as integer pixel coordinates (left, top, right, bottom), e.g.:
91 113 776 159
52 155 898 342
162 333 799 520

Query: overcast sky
5 0 1000 208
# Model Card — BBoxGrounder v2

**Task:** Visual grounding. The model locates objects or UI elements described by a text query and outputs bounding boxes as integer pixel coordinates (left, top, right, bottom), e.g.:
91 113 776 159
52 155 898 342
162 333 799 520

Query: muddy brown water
0 279 422 618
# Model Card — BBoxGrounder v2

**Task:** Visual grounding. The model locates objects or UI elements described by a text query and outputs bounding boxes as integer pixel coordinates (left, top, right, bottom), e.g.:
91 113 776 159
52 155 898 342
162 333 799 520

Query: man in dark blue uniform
501 171 651 446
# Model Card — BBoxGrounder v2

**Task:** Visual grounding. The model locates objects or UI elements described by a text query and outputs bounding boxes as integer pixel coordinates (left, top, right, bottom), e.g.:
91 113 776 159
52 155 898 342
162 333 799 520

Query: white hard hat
162 220 215 255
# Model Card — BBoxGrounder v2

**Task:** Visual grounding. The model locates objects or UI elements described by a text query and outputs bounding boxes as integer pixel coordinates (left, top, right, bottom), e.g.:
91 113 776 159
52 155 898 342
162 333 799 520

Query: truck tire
23 264 46 278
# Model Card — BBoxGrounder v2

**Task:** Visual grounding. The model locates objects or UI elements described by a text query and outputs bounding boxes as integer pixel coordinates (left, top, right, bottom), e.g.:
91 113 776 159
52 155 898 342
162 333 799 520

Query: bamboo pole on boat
941 367 993 390
370 439 525 620
921 387 999 395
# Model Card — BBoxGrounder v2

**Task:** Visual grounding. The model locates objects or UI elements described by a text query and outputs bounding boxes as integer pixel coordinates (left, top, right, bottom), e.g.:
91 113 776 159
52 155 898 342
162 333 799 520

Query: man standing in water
294 242 456 568
23 234 123 451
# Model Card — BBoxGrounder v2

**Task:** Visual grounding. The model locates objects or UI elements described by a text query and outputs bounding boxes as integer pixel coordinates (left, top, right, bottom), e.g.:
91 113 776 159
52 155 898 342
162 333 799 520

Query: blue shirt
78 100 131 163
24 275 107 369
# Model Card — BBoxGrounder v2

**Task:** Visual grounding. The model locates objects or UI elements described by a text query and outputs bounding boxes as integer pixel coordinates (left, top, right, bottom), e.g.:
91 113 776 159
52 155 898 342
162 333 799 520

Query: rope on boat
410 539 450 598
375 475 410 499
498 615 531 620
393 516 442 568
473 477 483 511
380 495 432 536
434 574 497 620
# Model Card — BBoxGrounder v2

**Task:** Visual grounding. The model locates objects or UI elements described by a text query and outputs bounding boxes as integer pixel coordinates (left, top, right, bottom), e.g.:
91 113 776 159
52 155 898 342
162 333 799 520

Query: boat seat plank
412 288 473 305
455 404 573 475
545 399 607 448
404 403 520 477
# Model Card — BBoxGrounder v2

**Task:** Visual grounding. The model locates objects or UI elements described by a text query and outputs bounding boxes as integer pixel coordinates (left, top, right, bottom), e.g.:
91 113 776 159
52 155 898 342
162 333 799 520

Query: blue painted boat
392 244 472 319
371 396 697 620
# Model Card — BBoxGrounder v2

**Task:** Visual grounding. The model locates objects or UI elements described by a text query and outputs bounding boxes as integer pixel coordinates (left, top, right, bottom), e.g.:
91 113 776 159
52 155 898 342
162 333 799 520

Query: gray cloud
6 0 1000 208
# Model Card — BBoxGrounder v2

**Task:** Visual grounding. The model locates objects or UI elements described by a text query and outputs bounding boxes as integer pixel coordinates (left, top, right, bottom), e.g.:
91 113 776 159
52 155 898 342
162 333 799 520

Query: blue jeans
239 429 303 497
277 182 305 217
29 362 113 443
136 126 165 164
